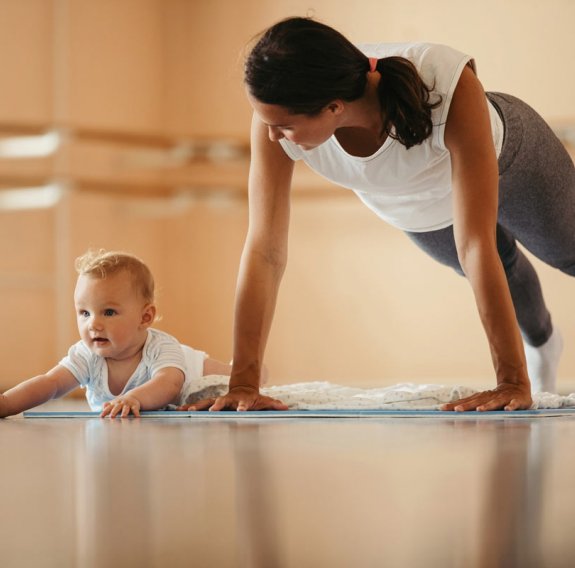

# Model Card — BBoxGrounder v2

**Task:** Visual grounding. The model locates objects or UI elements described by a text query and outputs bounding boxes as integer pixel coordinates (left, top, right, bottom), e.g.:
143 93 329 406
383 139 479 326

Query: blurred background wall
0 0 573 392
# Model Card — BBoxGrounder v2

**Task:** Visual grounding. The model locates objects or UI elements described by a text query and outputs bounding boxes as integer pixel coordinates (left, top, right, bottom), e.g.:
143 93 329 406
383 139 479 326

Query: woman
191 17 574 412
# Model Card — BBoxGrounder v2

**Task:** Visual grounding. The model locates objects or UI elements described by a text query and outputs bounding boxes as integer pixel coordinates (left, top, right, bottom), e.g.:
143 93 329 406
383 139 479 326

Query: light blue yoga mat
23 409 575 419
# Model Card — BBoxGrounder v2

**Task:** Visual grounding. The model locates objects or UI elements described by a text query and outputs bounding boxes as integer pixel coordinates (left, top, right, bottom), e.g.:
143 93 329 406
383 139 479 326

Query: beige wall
0 0 573 392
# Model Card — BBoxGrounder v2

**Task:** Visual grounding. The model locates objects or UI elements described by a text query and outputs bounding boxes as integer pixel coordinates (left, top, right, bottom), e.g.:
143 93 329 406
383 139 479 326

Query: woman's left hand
441 382 533 412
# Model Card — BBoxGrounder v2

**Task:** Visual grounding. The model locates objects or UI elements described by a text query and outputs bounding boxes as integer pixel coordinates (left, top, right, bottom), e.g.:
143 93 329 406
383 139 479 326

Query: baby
0 249 231 418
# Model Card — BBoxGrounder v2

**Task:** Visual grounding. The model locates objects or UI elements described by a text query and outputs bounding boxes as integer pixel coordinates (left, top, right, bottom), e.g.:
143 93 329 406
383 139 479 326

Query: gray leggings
406 93 575 347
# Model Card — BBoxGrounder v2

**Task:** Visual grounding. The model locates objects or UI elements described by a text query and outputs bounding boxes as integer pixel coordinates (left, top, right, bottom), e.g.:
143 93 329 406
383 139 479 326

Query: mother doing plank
187 17 575 412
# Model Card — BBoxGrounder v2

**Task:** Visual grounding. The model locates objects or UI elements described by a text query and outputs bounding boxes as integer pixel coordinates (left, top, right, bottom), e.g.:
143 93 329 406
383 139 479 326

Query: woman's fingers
442 384 532 412
176 390 288 412
212 392 288 412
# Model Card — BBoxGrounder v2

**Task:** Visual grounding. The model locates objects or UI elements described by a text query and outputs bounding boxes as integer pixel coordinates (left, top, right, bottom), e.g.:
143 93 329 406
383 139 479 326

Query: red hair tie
369 57 378 72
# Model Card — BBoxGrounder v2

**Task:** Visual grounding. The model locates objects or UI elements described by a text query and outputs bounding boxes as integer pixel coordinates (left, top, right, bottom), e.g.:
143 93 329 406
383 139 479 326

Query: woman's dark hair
244 17 441 149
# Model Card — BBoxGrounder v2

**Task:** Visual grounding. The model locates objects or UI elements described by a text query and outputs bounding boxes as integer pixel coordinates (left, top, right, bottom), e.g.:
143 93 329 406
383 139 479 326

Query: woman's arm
202 357 268 384
208 113 294 411
443 66 532 411
0 365 79 418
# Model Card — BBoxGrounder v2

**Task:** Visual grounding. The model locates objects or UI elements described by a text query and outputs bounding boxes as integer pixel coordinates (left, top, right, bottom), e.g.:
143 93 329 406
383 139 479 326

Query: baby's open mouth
92 338 109 344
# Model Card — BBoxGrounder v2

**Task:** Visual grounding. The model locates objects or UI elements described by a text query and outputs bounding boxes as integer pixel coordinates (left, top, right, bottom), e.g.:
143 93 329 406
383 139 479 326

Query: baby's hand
100 396 141 418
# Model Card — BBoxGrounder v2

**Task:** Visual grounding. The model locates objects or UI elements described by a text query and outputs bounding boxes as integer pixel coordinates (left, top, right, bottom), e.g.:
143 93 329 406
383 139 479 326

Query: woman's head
245 17 369 116
245 17 440 149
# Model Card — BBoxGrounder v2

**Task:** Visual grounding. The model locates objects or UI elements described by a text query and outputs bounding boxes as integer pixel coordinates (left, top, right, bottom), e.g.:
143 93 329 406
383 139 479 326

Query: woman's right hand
177 386 288 412
441 381 533 412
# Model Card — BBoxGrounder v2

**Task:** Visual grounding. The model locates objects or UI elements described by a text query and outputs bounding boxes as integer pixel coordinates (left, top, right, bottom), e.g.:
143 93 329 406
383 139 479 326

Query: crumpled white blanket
181 376 575 410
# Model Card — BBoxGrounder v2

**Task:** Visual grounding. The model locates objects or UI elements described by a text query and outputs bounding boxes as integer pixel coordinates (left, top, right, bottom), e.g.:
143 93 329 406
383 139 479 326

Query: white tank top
279 43 504 232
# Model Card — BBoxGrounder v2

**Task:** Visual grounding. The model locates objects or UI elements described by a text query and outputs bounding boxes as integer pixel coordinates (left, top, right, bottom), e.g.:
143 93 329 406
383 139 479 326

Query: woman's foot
524 328 563 393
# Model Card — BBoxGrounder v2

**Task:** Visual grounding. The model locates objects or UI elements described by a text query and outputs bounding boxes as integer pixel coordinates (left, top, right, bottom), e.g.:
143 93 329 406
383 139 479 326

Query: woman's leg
405 224 560 392
404 224 552 346
405 93 574 391
487 92 575 280
489 93 574 391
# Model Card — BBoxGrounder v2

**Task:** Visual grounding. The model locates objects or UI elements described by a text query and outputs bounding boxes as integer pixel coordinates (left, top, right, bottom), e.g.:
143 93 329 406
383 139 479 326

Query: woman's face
247 92 342 150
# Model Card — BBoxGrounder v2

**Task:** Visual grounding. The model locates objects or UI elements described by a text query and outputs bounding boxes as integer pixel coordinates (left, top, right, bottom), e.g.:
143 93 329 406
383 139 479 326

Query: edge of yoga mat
22 408 575 419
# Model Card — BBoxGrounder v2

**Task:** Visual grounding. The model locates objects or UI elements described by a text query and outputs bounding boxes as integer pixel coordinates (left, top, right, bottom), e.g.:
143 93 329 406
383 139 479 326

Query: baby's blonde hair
75 249 155 303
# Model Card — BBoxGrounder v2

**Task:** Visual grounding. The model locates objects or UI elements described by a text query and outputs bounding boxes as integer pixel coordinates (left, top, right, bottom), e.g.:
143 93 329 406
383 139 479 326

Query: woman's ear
326 100 345 116
141 304 157 327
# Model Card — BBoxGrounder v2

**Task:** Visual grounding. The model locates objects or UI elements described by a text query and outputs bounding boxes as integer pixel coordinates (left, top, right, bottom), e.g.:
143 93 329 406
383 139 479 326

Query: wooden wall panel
65 0 166 133
157 198 247 363
0 0 53 125
0 209 55 385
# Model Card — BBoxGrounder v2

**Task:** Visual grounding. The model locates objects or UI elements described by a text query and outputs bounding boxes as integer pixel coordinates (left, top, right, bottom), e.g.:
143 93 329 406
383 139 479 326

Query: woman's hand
442 382 533 412
177 386 288 412
101 395 142 418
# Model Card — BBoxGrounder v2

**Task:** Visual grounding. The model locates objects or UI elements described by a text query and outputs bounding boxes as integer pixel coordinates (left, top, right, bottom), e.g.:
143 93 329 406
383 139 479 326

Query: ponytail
373 57 441 149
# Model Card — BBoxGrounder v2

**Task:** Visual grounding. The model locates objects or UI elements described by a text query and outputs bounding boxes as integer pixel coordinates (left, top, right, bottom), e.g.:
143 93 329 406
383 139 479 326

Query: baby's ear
141 304 157 327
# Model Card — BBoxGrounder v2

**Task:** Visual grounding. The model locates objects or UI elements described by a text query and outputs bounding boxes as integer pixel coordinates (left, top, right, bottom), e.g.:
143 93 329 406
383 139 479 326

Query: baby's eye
78 310 89 318
104 309 117 316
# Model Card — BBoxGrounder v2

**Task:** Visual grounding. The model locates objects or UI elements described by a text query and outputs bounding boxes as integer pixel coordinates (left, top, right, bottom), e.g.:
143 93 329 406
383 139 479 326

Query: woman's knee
405 228 464 275
496 226 520 275
554 259 575 277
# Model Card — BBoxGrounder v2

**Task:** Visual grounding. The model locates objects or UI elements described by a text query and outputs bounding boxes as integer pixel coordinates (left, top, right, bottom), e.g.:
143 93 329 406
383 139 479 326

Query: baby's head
74 250 157 356
75 249 155 304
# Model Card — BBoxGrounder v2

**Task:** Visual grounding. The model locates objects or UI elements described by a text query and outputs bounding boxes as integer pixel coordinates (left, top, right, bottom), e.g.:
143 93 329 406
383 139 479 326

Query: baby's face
74 271 153 361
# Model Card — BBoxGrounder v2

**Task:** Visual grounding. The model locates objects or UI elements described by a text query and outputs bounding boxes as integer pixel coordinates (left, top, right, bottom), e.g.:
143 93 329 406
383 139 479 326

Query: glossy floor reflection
1 409 575 567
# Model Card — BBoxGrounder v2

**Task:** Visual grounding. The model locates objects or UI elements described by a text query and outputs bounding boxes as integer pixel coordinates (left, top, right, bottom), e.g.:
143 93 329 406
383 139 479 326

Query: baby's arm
0 365 79 418
100 367 185 418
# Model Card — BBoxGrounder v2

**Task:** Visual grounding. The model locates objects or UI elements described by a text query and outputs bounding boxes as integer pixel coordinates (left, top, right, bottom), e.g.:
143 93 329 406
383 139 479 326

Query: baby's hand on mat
101 396 142 418
177 386 288 412
441 382 532 412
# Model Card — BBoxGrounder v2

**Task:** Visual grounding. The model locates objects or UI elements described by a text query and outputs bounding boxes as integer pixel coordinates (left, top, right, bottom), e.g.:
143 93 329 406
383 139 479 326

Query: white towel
180 376 574 410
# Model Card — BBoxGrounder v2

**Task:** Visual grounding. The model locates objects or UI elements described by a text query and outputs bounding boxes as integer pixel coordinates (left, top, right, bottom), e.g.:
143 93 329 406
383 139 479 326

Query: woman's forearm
225 112 293 397
229 245 286 391
459 243 530 387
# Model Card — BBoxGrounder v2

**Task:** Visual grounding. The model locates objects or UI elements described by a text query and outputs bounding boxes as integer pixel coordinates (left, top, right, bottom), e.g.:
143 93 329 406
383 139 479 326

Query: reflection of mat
23 409 575 419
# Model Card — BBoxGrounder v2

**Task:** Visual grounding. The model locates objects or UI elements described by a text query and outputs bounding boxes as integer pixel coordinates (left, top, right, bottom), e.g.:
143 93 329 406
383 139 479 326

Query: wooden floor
2 403 575 568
